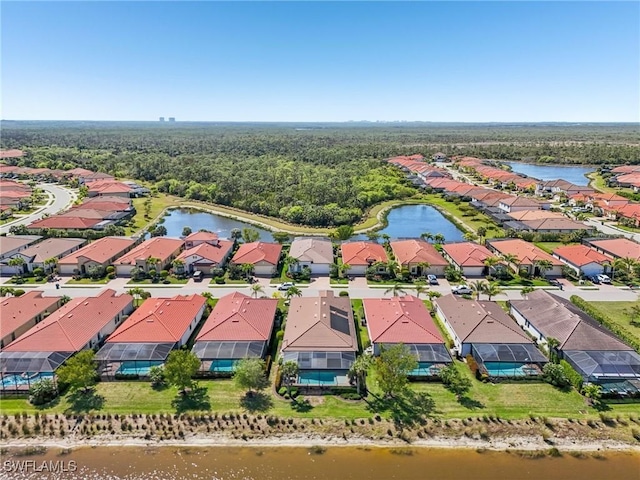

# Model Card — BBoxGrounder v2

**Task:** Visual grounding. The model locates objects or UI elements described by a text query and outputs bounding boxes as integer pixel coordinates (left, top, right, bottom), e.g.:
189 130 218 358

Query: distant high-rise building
159 117 165 122
168 117 176 122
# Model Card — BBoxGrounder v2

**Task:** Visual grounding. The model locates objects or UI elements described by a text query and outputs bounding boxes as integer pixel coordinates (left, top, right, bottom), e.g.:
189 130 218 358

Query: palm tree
463 232 478 242
271 291 283 299
433 233 446 244
520 286 535 299
546 337 561 362
470 280 487 300
384 283 406 297
501 253 520 274
613 257 638 282
348 354 373 395
241 263 255 279
284 255 298 274
416 261 431 277
172 258 185 275
533 259 554 279
250 283 265 298
285 286 302 299
366 231 381 243
280 361 299 399
338 263 351 279
484 281 503 301
483 256 501 276
146 256 160 274
413 280 428 299
44 257 58 274
386 260 399 278
420 232 434 243
128 287 150 306
8 257 26 279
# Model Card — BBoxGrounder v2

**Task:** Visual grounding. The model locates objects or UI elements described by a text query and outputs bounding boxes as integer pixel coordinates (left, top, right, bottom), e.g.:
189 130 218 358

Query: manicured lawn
209 273 250 285
587 172 618 194
66 276 112 285
421 194 505 238
585 301 640 347
330 278 349 285
6 277 47 285
351 299 370 351
125 193 182 235
496 277 550 287
534 242 573 254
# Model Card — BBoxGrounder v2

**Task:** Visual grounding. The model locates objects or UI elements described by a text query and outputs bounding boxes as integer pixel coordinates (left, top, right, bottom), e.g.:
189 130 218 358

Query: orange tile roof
3 290 133 353
115 238 184 265
106 294 206 343
1 291 61 342
553 245 611 267
58 237 138 265
176 240 234 264
442 242 493 267
390 240 447 266
488 239 563 266
589 238 640 261
184 231 219 242
341 241 388 266
617 173 640 187
196 292 278 342
232 242 282 266
87 180 132 195
507 210 564 221
363 296 444 344
28 216 103 230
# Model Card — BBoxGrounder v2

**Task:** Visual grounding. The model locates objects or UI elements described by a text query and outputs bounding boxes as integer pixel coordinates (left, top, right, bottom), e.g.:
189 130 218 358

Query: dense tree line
1 122 638 226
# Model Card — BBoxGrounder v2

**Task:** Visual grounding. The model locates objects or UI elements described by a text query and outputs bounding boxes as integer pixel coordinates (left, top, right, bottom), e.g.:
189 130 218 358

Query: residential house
510 290 640 392
174 239 235 275
434 294 547 378
57 236 139 275
27 216 106 231
0 289 134 391
192 292 278 374
497 196 542 214
486 238 564 277
616 203 640 228
390 239 448 276
281 291 358 387
2 238 87 274
340 241 388 276
288 237 334 275
231 241 282 276
616 173 640 192
184 231 222 248
1 291 63 349
96 294 207 378
441 242 494 277
113 237 184 276
363 296 451 376
587 238 640 262
503 217 594 234
552 245 612 278
0 235 43 275
87 180 133 198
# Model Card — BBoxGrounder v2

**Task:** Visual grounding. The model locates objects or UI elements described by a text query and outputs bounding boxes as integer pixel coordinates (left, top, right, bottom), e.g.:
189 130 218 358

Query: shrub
29 379 58 406
338 290 349 297
149 365 166 387
560 360 583 389
214 276 225 284
543 363 571 388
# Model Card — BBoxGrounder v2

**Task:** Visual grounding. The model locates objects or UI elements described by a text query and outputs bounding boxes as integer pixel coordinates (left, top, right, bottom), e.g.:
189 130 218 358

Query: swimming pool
116 361 163 376
297 370 348 386
1 372 54 388
209 359 236 372
483 362 541 377
410 362 449 376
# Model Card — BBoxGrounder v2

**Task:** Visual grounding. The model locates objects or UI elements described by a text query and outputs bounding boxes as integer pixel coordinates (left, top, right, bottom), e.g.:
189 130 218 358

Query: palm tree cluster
469 280 503 301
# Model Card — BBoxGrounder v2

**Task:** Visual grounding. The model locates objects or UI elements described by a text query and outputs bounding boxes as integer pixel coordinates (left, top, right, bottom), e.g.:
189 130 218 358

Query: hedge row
569 295 640 353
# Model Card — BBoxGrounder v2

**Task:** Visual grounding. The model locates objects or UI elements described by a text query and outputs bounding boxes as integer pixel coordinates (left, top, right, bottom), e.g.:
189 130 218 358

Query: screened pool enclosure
471 343 547 378
0 351 72 392
379 343 451 376
563 350 640 383
281 351 356 386
192 341 267 373
95 342 176 378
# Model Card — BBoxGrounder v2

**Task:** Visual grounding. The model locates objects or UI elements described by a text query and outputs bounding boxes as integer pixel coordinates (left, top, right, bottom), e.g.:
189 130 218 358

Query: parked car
451 284 472 295
427 274 439 285
589 276 600 284
278 282 295 291
597 274 611 284
192 270 203 282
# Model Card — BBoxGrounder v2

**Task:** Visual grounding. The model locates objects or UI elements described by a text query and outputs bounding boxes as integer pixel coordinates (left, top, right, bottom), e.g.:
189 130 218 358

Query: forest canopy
1 122 639 226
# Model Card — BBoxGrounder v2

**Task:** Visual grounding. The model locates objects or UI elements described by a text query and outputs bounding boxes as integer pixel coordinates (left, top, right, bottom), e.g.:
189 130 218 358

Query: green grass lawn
124 194 182 235
351 299 370 351
533 242 573 254
496 277 550 287
209 273 251 285
330 278 349 285
66 276 112 285
421 194 505 238
585 301 640 347
7 277 47 285
587 172 618 194
127 276 188 285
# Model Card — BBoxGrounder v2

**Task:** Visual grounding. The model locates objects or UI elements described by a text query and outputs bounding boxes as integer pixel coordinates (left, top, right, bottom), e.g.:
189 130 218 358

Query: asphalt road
0 183 77 235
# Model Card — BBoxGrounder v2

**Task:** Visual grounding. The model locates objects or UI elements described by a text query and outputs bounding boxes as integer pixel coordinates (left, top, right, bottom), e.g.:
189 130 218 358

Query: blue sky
1 2 639 122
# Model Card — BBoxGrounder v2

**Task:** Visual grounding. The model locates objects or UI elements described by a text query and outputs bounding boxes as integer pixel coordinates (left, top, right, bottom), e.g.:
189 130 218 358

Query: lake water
161 208 274 241
162 205 464 242
505 162 594 186
3 446 638 480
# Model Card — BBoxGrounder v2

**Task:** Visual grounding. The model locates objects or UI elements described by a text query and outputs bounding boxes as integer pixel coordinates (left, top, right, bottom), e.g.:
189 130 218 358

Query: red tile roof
87 180 133 195
488 239 563 266
363 296 444 344
28 216 103 230
341 241 388 266
196 292 277 342
1 291 61 342
390 240 448 266
115 238 184 266
176 240 234 264
3 290 133 353
589 238 640 261
58 237 138 265
442 242 494 267
185 231 219 242
553 245 610 267
232 242 282 266
106 294 206 343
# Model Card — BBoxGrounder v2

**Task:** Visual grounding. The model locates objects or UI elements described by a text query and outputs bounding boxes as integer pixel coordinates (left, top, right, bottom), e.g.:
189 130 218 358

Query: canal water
2 446 638 480
504 162 595 186
163 205 465 242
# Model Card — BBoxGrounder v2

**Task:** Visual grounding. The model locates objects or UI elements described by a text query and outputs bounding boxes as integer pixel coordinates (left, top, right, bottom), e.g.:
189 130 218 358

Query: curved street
0 183 77 235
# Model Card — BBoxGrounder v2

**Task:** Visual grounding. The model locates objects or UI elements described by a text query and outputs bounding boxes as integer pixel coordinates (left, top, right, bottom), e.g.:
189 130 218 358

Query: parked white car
277 282 295 291
597 274 611 284
451 284 473 295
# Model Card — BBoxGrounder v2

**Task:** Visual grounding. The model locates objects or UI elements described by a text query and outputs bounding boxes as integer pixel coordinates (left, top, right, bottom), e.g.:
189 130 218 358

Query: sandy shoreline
4 433 640 453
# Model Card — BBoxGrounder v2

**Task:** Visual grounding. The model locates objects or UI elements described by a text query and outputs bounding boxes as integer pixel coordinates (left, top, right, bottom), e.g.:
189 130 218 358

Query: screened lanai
0 351 71 392
281 351 356 386
563 350 640 383
471 343 548 378
380 343 452 377
95 342 175 378
192 340 266 373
